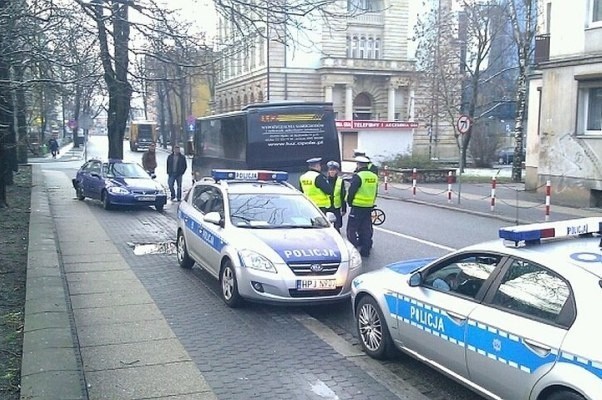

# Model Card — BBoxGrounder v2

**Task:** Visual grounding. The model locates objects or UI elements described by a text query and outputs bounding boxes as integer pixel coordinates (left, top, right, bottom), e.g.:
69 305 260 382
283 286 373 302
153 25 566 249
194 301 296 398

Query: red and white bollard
490 176 497 212
447 171 453 203
412 168 417 197
384 165 389 193
545 180 551 221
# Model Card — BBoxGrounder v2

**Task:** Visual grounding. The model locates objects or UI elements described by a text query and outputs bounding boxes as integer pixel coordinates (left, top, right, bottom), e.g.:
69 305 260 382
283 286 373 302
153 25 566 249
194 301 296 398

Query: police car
176 169 363 307
351 217 602 400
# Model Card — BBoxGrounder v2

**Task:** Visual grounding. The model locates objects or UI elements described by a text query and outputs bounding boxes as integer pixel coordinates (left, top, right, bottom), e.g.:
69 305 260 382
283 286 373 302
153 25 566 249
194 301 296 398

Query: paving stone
73 303 164 327
20 370 85 400
70 288 153 309
78 320 176 347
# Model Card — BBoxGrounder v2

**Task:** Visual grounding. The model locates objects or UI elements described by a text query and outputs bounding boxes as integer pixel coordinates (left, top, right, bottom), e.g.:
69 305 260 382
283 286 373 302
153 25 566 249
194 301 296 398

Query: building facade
214 0 458 163
527 0 602 207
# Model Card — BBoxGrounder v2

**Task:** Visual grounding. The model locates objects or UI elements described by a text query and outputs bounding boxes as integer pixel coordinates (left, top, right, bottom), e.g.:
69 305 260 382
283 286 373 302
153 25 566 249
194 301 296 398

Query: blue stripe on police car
179 209 226 252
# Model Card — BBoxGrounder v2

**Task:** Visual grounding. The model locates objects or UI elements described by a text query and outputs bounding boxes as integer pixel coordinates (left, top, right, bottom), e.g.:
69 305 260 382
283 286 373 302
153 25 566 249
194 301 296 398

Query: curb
20 164 88 400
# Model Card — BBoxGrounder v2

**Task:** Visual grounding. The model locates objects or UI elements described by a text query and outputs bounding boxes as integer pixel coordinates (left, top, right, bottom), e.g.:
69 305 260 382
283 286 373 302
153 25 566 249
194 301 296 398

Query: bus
129 121 158 152
192 102 341 183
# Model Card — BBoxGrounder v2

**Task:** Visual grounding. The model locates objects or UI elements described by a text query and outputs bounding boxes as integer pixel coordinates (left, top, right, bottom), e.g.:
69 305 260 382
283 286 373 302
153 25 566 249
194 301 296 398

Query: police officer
347 156 378 257
299 157 333 213
353 149 379 175
325 160 346 233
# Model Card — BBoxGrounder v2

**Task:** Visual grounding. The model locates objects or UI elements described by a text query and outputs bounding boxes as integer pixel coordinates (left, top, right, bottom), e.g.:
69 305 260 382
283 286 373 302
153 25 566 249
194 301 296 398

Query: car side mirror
91 172 101 179
325 212 337 225
204 211 223 227
409 272 423 287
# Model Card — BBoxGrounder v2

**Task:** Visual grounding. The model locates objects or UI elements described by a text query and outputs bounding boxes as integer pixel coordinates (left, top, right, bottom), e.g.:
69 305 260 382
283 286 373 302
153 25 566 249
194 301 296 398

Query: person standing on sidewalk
325 160 346 233
167 145 187 201
299 157 333 214
141 142 157 176
346 156 378 257
48 137 59 159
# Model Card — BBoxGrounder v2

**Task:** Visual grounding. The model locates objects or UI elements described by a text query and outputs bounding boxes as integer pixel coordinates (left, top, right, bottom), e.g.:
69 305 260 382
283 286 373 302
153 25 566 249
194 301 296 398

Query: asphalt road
47 135 514 400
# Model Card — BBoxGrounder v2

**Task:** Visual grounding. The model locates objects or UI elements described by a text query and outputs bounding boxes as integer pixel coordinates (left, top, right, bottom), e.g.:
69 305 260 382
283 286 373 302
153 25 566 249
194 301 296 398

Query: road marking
374 226 456 252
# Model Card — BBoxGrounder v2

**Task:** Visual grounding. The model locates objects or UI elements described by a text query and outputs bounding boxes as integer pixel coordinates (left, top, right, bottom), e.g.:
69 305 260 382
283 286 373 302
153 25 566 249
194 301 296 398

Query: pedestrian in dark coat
167 145 187 201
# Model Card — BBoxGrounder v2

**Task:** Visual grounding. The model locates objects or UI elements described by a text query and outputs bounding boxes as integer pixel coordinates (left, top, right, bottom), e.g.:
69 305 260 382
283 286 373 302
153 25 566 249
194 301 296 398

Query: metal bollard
447 171 453 203
490 176 497 212
384 165 389 193
412 168 417 197
545 180 551 221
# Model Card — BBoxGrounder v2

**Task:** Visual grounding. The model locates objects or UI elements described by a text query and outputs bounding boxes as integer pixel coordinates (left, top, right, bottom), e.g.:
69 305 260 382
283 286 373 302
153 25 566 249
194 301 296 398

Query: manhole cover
128 241 176 255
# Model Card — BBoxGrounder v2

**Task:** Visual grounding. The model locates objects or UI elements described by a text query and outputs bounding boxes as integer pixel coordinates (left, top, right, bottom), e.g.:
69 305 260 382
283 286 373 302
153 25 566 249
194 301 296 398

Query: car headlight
238 249 277 273
345 240 362 270
108 186 129 195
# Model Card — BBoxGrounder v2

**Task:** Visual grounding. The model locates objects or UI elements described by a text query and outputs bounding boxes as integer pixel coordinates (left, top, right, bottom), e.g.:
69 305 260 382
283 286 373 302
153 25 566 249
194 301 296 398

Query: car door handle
446 311 467 324
523 338 552 357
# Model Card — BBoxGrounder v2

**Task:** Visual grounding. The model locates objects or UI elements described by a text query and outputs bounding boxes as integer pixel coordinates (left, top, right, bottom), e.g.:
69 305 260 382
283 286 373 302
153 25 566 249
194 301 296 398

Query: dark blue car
72 159 167 211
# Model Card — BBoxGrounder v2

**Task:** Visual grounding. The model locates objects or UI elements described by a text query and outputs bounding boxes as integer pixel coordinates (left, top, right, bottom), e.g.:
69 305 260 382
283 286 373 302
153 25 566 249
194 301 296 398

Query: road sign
68 119 77 129
456 115 471 134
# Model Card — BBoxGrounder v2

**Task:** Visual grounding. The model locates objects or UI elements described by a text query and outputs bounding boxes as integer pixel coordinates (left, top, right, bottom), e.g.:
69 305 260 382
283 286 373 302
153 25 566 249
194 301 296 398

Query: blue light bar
499 217 602 245
211 169 289 182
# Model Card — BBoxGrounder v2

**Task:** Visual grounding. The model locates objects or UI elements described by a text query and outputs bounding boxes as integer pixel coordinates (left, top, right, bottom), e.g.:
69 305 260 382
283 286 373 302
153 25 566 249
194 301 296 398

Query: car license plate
296 279 336 290
137 195 156 201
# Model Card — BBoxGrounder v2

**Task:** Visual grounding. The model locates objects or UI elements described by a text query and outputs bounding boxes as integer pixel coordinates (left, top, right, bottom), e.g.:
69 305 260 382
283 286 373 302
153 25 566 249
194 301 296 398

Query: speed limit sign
457 115 471 134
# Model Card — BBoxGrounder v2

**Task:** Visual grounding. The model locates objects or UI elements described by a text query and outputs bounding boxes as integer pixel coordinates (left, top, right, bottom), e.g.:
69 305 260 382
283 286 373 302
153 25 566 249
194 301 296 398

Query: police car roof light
499 217 602 246
211 169 288 183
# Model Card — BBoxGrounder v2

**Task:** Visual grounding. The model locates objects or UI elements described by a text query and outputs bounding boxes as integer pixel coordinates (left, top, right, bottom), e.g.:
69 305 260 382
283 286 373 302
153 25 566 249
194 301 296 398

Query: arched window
374 38 381 59
219 99 224 113
353 92 373 120
243 93 248 107
250 92 256 104
346 36 352 58
367 37 374 59
258 91 264 102
359 36 366 58
352 36 359 58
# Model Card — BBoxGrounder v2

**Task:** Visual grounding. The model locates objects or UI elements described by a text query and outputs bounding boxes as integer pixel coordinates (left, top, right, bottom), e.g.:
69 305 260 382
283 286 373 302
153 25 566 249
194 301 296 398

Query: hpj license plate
137 195 156 201
296 279 336 291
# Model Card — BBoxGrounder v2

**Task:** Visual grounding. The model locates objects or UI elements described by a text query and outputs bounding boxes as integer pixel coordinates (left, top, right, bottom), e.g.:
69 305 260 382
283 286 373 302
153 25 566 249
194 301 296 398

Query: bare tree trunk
512 66 527 182
0 0 16 204
14 64 28 164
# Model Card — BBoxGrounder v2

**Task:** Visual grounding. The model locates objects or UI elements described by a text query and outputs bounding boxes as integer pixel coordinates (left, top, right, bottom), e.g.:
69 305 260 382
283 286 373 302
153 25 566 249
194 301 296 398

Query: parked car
351 217 602 400
72 159 167 211
497 147 515 164
176 169 363 307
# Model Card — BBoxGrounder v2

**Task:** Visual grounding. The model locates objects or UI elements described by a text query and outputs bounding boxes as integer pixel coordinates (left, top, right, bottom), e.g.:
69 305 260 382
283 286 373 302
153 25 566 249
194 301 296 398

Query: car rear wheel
102 191 112 210
155 203 164 212
76 184 85 201
176 231 194 269
546 390 585 400
220 260 242 308
356 296 396 359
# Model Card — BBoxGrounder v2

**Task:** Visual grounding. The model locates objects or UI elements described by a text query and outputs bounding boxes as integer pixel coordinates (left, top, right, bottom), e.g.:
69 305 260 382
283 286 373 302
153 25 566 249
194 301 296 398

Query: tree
506 0 537 182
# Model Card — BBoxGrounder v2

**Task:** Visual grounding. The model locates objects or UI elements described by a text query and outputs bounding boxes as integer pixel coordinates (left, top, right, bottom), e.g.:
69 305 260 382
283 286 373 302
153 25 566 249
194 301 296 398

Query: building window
578 81 602 134
352 36 359 58
353 92 373 120
348 0 382 12
367 37 374 58
374 38 381 59
346 36 352 58
593 0 602 23
250 38 256 69
359 36 366 58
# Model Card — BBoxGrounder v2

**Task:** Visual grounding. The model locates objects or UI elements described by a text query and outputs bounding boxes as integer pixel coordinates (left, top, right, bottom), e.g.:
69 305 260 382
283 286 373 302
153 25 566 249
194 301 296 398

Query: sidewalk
20 165 217 399
28 140 83 164
20 164 600 399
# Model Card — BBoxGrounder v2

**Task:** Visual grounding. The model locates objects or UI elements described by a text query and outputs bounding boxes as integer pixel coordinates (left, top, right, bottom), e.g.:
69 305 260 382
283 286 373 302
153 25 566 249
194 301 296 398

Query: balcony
320 57 415 73
347 12 384 26
534 34 550 64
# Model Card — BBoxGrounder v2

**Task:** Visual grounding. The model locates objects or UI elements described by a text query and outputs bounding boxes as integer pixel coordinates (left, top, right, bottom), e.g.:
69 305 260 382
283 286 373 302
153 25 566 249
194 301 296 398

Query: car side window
192 186 213 214
490 259 572 326
423 253 501 300
89 162 101 175
208 189 224 215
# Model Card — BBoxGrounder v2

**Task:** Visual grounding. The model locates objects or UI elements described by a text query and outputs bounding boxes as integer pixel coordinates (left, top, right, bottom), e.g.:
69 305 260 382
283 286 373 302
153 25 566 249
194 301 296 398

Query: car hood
386 257 436 275
250 229 343 263
110 177 162 191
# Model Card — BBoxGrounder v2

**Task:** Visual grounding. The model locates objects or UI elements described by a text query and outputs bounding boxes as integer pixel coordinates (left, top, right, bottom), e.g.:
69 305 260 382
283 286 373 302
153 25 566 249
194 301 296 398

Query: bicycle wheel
371 208 386 226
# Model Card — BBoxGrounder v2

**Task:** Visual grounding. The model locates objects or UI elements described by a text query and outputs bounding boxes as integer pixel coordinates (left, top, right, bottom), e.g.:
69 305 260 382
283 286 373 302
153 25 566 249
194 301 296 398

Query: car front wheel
76 184 85 201
176 231 194 269
356 295 396 359
546 390 585 400
102 191 112 210
220 260 242 308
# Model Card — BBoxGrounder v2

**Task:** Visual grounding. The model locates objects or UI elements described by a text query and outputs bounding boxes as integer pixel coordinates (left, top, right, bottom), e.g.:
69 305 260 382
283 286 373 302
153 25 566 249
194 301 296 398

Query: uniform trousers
346 206 373 256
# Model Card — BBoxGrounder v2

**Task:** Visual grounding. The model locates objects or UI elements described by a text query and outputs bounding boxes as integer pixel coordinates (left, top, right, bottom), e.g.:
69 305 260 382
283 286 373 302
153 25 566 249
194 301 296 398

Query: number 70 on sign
456 115 471 134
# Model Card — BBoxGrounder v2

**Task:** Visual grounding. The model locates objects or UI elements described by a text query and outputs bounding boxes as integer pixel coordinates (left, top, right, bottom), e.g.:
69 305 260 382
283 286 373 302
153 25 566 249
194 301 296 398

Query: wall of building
524 74 541 190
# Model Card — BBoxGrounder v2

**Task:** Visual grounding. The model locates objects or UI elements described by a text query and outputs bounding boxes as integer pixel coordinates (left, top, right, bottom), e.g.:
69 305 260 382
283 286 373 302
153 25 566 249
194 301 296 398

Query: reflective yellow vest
332 177 343 209
352 170 378 207
300 170 330 208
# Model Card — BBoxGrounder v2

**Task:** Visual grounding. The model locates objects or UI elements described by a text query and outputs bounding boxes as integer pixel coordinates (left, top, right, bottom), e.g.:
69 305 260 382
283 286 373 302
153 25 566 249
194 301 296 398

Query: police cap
306 157 322 164
354 156 371 164
326 160 340 170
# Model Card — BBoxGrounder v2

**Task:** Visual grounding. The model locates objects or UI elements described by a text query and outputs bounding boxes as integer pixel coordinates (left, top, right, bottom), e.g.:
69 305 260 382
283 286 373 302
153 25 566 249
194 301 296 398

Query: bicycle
371 206 386 226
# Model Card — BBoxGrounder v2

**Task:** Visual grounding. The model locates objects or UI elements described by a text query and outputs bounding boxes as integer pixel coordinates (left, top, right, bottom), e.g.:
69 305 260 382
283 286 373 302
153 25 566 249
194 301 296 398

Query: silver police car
176 169 363 307
351 217 602 400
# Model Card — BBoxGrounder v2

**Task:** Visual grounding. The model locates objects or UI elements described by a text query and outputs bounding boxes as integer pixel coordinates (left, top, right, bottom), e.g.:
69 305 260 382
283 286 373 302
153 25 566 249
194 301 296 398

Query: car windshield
228 193 330 228
103 162 149 178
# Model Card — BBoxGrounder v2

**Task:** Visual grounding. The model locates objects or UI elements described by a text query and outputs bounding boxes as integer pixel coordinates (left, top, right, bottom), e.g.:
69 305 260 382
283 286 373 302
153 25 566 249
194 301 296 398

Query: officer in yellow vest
325 160 346 233
346 156 378 257
353 149 379 175
299 157 333 213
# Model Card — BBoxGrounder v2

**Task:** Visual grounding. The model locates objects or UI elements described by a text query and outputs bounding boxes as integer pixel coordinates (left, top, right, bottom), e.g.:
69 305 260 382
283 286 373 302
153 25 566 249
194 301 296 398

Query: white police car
351 217 602 400
176 169 363 307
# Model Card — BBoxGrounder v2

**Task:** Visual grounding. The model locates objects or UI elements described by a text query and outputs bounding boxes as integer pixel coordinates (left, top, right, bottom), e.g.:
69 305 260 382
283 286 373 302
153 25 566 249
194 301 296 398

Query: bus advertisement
192 102 341 183
129 121 158 152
